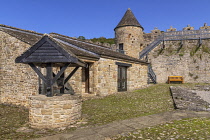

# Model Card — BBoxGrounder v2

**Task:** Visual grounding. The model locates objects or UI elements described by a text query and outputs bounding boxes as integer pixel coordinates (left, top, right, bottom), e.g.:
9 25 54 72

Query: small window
119 43 124 54
119 43 123 50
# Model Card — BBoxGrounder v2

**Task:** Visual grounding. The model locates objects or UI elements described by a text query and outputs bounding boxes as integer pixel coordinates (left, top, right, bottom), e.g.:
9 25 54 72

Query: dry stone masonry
29 94 82 129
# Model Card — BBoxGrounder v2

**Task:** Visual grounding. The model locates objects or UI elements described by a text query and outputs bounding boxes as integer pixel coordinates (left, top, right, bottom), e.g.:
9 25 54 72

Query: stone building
0 21 148 107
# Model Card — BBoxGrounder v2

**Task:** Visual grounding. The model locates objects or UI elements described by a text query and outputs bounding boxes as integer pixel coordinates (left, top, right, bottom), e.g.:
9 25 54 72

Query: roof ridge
51 33 147 64
50 32 76 39
50 32 112 50
0 24 43 35
54 38 100 58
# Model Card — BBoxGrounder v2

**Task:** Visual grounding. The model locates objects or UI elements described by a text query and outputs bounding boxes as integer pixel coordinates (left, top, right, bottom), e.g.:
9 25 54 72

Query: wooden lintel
64 67 79 84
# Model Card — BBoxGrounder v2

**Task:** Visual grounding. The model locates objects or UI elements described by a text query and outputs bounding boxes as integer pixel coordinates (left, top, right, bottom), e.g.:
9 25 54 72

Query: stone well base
29 94 82 129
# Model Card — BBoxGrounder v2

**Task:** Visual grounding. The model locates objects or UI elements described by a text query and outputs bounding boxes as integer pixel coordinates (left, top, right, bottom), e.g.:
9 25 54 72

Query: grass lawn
0 83 208 139
82 84 175 125
0 104 75 140
0 105 37 139
112 117 210 140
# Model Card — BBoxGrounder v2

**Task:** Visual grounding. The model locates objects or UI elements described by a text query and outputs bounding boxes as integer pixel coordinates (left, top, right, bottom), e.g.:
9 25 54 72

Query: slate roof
0 24 42 45
114 8 144 31
0 24 148 64
50 33 147 64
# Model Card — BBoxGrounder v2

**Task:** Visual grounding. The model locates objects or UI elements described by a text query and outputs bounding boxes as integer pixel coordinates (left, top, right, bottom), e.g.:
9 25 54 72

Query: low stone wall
29 94 82 129
170 86 210 112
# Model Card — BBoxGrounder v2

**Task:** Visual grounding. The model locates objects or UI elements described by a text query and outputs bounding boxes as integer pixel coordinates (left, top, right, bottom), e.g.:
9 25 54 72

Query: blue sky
1 0 210 39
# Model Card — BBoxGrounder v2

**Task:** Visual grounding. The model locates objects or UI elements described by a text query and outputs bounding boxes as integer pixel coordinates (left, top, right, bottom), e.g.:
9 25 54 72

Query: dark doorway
118 66 127 91
82 64 90 93
85 65 90 93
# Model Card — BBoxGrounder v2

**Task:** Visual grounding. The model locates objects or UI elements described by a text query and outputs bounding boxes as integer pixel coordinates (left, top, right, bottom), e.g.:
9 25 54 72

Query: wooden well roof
15 35 86 67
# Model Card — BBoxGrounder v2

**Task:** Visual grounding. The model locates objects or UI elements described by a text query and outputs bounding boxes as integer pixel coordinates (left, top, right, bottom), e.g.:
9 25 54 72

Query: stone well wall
29 94 82 129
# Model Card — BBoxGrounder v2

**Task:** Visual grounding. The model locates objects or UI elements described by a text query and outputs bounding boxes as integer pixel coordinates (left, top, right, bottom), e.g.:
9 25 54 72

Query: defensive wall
146 25 210 83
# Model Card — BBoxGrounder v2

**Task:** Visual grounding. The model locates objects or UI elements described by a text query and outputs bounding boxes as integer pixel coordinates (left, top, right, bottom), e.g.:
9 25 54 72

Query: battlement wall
144 23 210 45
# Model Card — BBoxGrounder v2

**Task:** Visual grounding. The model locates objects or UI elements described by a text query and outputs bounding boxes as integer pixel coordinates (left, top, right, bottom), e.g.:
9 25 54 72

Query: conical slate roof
114 8 144 30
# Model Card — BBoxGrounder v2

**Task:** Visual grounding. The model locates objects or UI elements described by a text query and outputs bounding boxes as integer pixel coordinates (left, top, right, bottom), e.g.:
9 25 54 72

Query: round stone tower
114 8 144 59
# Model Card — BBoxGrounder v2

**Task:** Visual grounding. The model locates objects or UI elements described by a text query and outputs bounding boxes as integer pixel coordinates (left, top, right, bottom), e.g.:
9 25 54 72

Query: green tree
90 37 115 45
78 36 86 40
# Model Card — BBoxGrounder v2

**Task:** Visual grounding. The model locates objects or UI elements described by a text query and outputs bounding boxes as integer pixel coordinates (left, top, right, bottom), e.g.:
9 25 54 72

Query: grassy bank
0 105 34 139
82 84 175 125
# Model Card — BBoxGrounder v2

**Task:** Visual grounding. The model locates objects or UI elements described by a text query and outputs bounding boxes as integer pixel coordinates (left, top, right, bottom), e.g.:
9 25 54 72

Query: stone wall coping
29 94 81 101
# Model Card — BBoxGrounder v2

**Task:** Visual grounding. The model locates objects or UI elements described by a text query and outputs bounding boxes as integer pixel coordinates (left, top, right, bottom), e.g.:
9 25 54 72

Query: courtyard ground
0 83 209 139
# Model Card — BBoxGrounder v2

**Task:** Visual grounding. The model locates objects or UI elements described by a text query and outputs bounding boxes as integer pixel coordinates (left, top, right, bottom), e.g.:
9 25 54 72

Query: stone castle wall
148 39 210 83
0 31 38 107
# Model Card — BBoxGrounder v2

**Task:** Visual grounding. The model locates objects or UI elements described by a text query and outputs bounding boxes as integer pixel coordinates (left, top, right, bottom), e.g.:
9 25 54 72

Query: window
119 43 124 54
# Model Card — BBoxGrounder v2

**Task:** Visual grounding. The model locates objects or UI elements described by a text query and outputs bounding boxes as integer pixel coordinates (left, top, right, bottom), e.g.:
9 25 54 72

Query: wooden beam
46 63 53 97
64 67 79 84
51 63 70 85
29 63 47 84
60 67 65 94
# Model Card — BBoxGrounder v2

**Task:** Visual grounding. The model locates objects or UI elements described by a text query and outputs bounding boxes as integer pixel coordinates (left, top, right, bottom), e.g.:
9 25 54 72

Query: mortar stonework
93 58 148 95
115 26 144 59
64 58 148 96
0 31 38 107
29 94 82 129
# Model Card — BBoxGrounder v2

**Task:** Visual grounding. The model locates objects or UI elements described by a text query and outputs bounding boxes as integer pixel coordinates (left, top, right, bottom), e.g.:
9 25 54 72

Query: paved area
34 110 210 140
195 91 210 103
